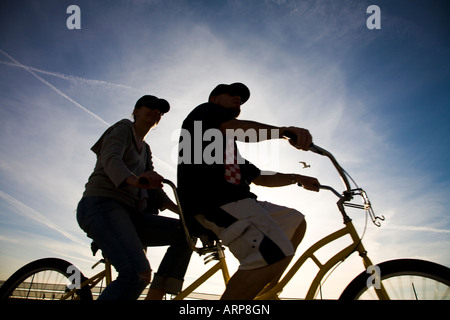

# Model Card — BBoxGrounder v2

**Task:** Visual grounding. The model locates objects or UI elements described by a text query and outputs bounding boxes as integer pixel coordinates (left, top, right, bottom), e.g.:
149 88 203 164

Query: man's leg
221 256 292 300
196 199 306 300
256 220 307 296
222 222 307 300
291 219 307 248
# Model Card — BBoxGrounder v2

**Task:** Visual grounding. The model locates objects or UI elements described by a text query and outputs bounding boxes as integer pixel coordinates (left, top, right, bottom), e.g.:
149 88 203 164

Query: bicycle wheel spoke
359 275 450 300
0 258 93 301
9 270 71 300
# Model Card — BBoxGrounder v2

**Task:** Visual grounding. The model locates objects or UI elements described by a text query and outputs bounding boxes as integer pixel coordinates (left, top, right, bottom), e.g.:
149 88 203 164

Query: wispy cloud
0 49 175 174
0 49 110 127
0 190 83 245
0 59 143 94
384 224 450 234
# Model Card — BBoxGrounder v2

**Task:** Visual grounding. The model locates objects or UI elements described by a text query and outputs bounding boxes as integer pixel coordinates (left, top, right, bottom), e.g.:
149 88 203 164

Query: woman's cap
135 95 170 113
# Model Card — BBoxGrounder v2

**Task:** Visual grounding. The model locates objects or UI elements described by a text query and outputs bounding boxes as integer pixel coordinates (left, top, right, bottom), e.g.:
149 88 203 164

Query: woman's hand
127 171 164 189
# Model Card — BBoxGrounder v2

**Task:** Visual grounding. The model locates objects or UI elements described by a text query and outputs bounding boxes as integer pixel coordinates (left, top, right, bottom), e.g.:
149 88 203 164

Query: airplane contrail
0 49 110 127
0 49 176 174
0 190 85 245
0 59 143 93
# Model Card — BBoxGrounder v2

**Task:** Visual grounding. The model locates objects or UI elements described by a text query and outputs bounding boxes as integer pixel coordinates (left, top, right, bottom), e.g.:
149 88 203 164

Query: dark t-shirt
177 103 261 218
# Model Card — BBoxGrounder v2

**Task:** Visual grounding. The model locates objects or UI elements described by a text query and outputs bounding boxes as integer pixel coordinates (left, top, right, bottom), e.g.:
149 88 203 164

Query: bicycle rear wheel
0 258 92 300
340 259 450 300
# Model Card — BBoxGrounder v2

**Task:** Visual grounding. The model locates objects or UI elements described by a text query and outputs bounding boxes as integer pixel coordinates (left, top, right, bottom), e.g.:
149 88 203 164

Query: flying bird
299 161 310 169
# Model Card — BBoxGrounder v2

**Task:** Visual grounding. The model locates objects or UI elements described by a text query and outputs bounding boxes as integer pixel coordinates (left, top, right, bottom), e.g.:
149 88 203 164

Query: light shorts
196 198 305 270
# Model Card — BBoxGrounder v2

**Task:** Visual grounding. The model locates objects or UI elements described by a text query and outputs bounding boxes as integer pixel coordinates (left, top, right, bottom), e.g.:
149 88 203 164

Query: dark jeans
76 197 193 300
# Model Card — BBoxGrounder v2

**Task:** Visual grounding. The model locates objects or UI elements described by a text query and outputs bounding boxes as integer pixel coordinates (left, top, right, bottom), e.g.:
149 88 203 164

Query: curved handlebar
310 144 351 193
283 131 351 193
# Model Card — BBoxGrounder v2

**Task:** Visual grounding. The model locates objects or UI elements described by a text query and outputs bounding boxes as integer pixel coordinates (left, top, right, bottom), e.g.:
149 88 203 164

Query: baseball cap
134 95 170 113
209 82 250 104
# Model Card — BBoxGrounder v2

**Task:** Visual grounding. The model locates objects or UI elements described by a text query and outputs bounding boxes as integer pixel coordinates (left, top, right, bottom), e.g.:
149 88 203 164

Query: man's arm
219 119 312 150
253 173 320 192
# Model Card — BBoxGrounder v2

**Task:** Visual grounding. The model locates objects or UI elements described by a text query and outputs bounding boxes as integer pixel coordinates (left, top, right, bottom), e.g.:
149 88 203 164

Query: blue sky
1 0 449 299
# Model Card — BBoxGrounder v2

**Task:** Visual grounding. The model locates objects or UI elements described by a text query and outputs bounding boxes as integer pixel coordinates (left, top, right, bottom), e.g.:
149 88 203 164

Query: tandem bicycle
1 143 449 300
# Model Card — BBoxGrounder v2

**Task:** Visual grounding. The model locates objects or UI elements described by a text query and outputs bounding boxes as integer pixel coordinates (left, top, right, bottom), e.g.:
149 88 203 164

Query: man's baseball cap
209 82 250 104
135 95 170 113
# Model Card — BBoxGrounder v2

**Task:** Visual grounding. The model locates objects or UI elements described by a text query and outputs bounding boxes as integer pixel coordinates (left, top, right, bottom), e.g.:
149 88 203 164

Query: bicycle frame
60 246 229 300
255 144 388 299
174 143 388 300
255 217 377 299
172 143 389 300
173 243 230 300
163 179 231 300
60 258 113 300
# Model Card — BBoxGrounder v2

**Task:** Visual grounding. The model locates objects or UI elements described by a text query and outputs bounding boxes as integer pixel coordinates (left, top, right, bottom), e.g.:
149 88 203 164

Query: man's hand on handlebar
294 174 321 192
282 127 313 150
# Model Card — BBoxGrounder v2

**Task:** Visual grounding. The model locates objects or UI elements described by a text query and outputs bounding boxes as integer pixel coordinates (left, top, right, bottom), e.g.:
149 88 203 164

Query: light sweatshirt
82 119 168 212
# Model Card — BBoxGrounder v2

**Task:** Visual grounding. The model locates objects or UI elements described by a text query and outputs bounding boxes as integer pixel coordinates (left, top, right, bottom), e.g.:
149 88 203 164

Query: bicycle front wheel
0 258 92 300
340 259 450 300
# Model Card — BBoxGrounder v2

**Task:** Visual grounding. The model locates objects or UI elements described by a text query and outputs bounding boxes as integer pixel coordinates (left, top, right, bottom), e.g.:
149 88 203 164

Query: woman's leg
132 213 194 298
77 197 151 300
